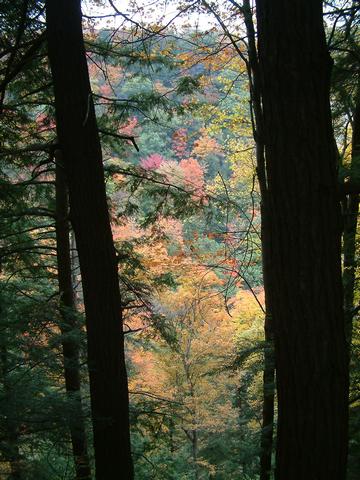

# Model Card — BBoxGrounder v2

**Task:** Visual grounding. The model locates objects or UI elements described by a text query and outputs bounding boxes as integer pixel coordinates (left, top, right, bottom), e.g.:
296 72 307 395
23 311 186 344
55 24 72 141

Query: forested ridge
0 0 359 479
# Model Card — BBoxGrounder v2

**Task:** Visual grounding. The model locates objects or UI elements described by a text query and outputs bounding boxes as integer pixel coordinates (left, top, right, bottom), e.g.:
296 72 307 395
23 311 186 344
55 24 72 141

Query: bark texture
46 1 134 478
256 1 349 478
55 151 91 480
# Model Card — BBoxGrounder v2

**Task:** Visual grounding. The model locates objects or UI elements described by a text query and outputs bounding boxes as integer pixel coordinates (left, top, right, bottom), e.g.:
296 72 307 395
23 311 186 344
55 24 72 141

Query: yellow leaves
140 243 170 273
200 45 245 75
227 140 256 189
129 271 240 428
232 287 264 330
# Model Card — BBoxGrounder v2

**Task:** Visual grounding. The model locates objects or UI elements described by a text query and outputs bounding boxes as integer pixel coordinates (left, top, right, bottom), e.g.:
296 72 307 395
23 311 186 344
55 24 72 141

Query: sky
82 0 216 31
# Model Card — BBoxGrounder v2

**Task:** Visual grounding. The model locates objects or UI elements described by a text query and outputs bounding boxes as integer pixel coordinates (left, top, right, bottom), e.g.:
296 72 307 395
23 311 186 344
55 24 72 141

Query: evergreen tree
45 0 134 477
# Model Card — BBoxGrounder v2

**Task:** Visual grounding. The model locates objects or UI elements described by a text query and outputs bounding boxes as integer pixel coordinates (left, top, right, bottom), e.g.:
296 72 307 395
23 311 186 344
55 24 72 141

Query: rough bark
55 151 91 480
46 1 134 478
256 1 349 478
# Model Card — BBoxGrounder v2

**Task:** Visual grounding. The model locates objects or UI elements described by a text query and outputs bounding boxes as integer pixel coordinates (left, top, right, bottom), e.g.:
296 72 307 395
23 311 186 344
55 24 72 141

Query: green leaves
176 75 201 95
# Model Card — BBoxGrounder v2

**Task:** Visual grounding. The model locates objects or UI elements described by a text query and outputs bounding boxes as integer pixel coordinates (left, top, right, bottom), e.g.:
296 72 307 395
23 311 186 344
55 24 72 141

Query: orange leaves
128 347 167 396
179 157 205 198
172 128 189 159
112 218 142 242
192 128 222 159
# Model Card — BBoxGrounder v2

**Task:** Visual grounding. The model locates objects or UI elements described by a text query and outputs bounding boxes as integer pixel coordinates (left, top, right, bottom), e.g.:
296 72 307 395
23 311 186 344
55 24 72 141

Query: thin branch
99 128 140 151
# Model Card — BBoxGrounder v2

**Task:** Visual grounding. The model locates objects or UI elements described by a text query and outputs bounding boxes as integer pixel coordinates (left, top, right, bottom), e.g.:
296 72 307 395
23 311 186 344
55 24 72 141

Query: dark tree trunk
343 88 360 346
256 1 349 478
343 85 360 480
0 345 22 480
241 3 275 478
46 1 134 478
259 316 275 480
55 150 91 480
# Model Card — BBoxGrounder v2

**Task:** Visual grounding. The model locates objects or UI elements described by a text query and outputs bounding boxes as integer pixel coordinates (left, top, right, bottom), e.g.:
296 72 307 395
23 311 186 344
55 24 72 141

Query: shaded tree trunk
0 268 22 479
343 87 360 346
0 345 22 480
55 150 91 480
343 84 360 480
259 316 275 480
241 3 275 478
46 1 134 478
255 1 349 478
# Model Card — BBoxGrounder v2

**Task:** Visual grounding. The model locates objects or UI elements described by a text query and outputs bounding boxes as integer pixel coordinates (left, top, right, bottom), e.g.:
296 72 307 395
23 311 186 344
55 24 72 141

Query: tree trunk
259 317 275 480
241 3 275 478
256 1 349 478
343 84 360 480
343 87 360 346
46 1 134 478
0 345 22 480
55 150 91 480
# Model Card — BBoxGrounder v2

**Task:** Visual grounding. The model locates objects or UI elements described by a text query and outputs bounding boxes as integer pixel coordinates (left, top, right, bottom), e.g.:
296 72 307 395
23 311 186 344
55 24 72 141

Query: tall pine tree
45 1 134 478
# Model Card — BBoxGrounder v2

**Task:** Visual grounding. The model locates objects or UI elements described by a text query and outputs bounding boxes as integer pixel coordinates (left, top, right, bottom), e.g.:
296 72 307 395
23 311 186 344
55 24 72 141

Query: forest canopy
0 1 359 479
